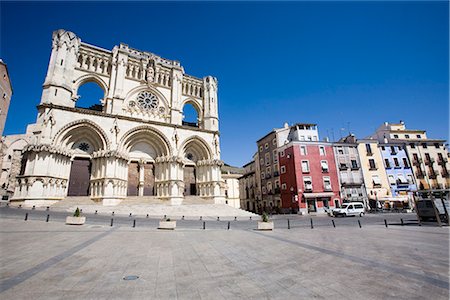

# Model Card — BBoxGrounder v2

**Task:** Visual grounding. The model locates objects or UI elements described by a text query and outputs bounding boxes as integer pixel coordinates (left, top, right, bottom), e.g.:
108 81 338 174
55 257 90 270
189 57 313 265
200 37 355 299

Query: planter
257 221 274 231
158 220 176 230
65 216 86 225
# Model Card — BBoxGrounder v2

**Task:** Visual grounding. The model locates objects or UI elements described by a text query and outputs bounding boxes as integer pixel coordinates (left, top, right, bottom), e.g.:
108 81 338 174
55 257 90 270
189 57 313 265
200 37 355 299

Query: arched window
76 82 104 111
182 103 199 127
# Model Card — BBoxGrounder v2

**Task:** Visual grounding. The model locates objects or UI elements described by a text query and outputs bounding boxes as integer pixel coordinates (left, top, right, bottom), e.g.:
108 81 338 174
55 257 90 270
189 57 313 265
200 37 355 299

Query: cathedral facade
12 29 224 206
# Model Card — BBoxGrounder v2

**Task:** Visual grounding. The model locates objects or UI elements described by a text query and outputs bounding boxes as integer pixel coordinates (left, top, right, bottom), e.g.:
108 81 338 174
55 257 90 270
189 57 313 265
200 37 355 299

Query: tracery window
136 91 159 110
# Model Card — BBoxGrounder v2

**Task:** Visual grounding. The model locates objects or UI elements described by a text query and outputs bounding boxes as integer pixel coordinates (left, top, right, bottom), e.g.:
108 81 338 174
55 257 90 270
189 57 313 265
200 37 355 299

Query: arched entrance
120 127 170 197
180 137 212 197
54 120 108 198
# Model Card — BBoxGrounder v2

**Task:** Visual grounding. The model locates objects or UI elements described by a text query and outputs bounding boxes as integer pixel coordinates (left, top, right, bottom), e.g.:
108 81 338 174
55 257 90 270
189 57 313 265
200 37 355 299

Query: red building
279 142 341 214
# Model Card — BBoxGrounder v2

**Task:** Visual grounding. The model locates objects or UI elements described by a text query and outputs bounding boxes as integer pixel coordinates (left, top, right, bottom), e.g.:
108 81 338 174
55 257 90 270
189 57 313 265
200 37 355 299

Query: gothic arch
72 74 108 101
181 98 202 114
179 136 212 163
119 125 172 158
53 119 110 152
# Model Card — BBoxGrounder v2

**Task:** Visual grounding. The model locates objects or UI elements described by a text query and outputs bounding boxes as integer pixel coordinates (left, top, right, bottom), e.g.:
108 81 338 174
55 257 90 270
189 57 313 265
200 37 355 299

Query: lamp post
290 187 295 214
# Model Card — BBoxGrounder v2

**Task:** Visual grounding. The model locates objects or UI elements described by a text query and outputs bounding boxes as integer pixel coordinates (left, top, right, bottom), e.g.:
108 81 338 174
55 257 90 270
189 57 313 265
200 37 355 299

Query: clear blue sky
1 1 449 167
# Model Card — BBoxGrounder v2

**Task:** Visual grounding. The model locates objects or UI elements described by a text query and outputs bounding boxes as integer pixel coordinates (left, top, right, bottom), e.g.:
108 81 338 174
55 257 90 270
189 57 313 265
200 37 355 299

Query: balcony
438 158 448 165
413 159 422 166
425 158 435 166
341 180 363 187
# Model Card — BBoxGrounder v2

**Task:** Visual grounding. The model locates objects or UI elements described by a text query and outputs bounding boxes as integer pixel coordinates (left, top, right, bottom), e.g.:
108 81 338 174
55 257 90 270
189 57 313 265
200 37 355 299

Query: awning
303 192 335 199
372 176 381 185
378 196 409 202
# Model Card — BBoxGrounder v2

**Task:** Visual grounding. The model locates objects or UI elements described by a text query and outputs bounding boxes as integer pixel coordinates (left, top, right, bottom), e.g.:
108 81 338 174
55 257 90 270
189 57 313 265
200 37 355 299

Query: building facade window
393 158 400 167
388 175 396 185
351 160 358 169
281 183 287 190
300 146 307 155
402 158 409 168
323 177 331 191
365 144 372 154
273 150 278 163
304 177 312 191
372 175 381 186
384 159 391 168
319 146 325 156
259 146 263 152
280 165 286 174
405 134 410 139
264 143 269 149
301 161 310 173
280 150 285 157
369 159 376 170
272 138 277 146
321 160 329 172
265 153 270 166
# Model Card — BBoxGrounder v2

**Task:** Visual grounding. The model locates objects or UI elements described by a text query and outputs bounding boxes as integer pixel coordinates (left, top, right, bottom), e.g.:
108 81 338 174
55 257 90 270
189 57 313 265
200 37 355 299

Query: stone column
155 156 184 205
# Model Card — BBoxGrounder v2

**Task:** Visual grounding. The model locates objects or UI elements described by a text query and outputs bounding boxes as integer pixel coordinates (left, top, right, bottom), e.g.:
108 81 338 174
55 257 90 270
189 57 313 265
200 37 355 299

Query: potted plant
158 217 176 230
257 212 274 230
65 207 86 225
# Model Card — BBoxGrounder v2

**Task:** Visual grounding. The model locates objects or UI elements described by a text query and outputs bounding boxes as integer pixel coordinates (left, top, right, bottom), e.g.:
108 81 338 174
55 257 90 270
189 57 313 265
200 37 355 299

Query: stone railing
182 75 203 98
76 44 111 76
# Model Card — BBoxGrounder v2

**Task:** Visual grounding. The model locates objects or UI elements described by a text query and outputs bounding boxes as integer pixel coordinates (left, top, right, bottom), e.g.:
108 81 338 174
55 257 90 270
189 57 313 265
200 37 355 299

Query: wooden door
67 158 91 196
143 163 155 196
184 166 196 196
127 162 139 196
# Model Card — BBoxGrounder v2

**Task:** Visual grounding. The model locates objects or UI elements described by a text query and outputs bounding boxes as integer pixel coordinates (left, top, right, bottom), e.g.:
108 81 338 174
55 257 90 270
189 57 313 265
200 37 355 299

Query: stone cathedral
12 29 225 206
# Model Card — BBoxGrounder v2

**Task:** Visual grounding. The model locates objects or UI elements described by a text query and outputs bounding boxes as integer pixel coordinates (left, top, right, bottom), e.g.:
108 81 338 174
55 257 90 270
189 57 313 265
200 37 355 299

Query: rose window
137 91 159 110
78 142 90 152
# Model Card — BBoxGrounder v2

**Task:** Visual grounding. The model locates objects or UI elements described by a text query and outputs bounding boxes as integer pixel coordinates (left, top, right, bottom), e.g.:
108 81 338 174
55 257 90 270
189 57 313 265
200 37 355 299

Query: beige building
239 159 258 212
221 164 244 209
357 139 391 207
9 29 225 207
0 134 31 198
0 60 12 137
370 121 450 193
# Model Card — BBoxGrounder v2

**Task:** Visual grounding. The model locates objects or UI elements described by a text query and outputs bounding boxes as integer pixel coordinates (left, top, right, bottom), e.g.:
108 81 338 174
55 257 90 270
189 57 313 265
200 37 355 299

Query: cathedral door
143 163 155 196
67 158 91 196
184 166 196 196
127 162 139 196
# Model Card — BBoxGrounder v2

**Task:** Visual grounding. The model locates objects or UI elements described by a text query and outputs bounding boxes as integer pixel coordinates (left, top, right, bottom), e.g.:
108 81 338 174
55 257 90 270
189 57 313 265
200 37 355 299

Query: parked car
416 198 449 222
332 202 365 217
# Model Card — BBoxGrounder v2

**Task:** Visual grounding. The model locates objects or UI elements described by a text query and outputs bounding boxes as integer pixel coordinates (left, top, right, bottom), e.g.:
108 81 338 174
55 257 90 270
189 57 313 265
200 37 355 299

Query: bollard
46 206 49 211
332 220 336 228
203 221 205 230
24 213 28 221
6 203 9 207
164 214 166 219
250 216 252 220
32 205 35 210
80 209 82 213
227 221 230 230
358 220 362 228
110 218 114 227
133 220 136 228
112 211 115 216
384 219 388 228
310 218 314 229
200 216 202 220
287 219 290 229
217 216 220 221
95 210 98 215
234 216 237 221
18 204 22 209
182 215 184 220
46 214 50 222
146 214 149 218
129 213 132 217
401 218 404 226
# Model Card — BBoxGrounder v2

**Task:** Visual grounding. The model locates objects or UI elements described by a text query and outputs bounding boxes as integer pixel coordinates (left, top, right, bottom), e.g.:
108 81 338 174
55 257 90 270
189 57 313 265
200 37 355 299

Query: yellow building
357 139 391 208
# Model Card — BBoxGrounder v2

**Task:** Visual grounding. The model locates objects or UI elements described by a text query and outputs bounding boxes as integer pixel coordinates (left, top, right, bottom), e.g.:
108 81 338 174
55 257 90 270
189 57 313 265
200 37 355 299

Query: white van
332 202 365 217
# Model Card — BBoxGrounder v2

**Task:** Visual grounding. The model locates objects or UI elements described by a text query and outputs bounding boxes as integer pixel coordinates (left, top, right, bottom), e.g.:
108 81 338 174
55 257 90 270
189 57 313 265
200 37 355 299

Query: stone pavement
0 218 448 299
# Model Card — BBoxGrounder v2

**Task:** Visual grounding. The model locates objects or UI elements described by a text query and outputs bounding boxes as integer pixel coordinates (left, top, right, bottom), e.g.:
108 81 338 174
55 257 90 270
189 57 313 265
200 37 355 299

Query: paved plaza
0 207 449 300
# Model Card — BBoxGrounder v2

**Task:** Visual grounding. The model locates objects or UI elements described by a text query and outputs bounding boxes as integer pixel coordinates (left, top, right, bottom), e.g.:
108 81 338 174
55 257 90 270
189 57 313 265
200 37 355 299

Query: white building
11 29 224 206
